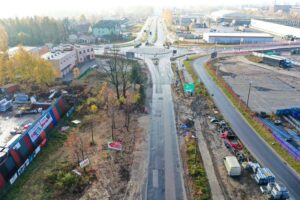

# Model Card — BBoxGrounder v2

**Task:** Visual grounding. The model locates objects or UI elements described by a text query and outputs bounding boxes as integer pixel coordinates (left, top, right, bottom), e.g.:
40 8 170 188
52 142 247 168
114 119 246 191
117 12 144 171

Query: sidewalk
195 120 225 200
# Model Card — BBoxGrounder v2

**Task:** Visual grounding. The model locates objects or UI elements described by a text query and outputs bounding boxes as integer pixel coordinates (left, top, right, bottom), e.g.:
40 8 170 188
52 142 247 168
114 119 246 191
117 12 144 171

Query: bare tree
105 47 121 99
104 48 135 100
119 58 133 98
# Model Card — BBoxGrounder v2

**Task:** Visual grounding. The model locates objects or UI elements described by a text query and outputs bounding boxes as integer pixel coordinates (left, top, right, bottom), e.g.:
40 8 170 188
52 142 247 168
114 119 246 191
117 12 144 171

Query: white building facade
42 49 77 77
41 44 95 77
203 32 273 44
251 19 300 38
74 45 95 63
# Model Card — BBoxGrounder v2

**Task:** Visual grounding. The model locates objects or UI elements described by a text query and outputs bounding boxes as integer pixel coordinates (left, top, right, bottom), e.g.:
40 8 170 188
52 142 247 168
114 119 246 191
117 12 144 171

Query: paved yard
215 56 300 113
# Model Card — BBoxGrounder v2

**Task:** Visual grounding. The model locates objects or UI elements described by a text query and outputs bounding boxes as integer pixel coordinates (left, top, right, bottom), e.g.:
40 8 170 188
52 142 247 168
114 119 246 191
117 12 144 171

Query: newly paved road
193 56 300 200
144 17 186 200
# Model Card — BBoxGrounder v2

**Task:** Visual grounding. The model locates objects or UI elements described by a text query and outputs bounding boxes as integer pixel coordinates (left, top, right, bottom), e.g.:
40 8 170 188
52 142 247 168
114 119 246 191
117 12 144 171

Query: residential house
92 20 121 38
78 35 95 44
68 34 78 43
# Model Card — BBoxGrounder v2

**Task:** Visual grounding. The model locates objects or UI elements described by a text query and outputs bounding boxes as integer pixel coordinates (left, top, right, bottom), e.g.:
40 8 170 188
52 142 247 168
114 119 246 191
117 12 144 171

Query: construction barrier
0 96 69 191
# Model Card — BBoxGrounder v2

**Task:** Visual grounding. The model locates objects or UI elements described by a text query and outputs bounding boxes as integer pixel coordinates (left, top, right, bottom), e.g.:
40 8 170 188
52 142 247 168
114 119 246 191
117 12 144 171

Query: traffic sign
184 83 195 93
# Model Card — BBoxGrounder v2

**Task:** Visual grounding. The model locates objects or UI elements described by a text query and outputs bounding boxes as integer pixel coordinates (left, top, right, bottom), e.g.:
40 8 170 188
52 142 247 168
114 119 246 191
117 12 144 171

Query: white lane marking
152 169 159 188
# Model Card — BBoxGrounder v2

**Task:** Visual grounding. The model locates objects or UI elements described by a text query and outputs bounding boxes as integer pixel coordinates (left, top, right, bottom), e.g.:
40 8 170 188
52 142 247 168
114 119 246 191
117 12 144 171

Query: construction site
171 58 282 200
210 52 300 175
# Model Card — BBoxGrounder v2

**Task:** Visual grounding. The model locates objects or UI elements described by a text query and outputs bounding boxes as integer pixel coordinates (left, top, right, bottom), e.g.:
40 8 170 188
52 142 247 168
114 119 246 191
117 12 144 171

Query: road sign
184 83 195 93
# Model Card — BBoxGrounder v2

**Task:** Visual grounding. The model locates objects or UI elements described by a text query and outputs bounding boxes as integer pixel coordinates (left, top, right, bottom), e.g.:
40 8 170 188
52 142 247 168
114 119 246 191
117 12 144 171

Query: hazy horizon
1 0 300 18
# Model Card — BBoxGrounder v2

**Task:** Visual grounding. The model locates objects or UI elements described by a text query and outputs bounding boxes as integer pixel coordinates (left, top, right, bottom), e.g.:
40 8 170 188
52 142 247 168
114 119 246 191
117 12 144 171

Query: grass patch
204 62 300 173
185 138 211 200
78 68 93 80
183 55 208 96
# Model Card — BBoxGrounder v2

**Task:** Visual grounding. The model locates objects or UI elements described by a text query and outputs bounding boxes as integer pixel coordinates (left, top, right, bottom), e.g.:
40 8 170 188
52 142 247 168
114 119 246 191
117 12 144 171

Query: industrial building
209 10 251 23
203 32 273 44
251 19 300 38
8 46 48 57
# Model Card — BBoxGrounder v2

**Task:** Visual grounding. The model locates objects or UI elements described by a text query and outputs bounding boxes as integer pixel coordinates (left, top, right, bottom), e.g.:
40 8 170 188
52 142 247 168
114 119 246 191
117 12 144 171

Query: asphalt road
193 56 300 200
144 17 186 200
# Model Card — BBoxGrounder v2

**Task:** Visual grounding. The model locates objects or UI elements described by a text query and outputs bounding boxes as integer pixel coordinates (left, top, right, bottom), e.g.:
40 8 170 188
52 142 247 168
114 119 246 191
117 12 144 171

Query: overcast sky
0 0 299 18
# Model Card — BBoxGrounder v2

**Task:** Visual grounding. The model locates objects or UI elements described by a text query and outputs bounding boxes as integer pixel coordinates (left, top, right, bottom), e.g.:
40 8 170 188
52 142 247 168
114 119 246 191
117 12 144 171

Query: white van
224 156 241 176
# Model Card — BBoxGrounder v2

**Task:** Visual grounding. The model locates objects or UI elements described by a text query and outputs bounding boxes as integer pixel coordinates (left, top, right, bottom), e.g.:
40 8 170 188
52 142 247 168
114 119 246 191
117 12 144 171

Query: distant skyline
1 0 300 18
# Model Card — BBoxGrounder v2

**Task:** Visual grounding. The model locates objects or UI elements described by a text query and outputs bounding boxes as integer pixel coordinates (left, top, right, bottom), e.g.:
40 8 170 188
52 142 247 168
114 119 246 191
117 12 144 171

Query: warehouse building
203 32 273 44
209 10 251 23
251 19 300 38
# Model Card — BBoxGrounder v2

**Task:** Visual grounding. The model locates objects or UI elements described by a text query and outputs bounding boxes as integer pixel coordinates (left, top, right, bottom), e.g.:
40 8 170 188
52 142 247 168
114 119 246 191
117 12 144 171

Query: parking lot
214 56 300 113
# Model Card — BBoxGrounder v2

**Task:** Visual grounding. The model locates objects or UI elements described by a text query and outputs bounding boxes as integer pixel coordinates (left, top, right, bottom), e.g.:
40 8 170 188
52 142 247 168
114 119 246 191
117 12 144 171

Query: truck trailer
262 55 292 69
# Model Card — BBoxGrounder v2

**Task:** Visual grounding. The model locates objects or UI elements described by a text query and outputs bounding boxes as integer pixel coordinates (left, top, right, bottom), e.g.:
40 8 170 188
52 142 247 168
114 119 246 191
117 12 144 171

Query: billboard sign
28 122 43 143
39 113 52 129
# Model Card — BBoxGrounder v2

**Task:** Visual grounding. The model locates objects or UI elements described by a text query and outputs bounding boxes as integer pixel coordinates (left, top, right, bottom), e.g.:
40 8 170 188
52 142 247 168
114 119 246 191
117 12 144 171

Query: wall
0 97 69 191
75 46 95 63
251 19 300 38
205 36 273 44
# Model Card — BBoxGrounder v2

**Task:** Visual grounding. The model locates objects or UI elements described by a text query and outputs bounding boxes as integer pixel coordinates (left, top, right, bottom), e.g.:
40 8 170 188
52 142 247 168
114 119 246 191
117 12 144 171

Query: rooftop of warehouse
204 32 273 38
257 18 300 28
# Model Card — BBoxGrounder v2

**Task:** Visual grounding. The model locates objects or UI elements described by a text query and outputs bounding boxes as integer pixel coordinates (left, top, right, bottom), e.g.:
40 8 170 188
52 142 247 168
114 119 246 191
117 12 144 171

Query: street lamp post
246 81 252 108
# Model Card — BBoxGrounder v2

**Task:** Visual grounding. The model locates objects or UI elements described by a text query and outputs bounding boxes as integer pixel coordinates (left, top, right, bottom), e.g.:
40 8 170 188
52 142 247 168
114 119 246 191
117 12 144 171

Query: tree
65 129 87 164
0 25 8 52
123 92 138 131
17 32 29 45
97 81 109 110
0 16 70 46
105 48 137 100
130 62 144 90
107 90 118 140
6 46 58 86
79 14 87 23
89 104 98 145
119 58 133 98
105 47 121 99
